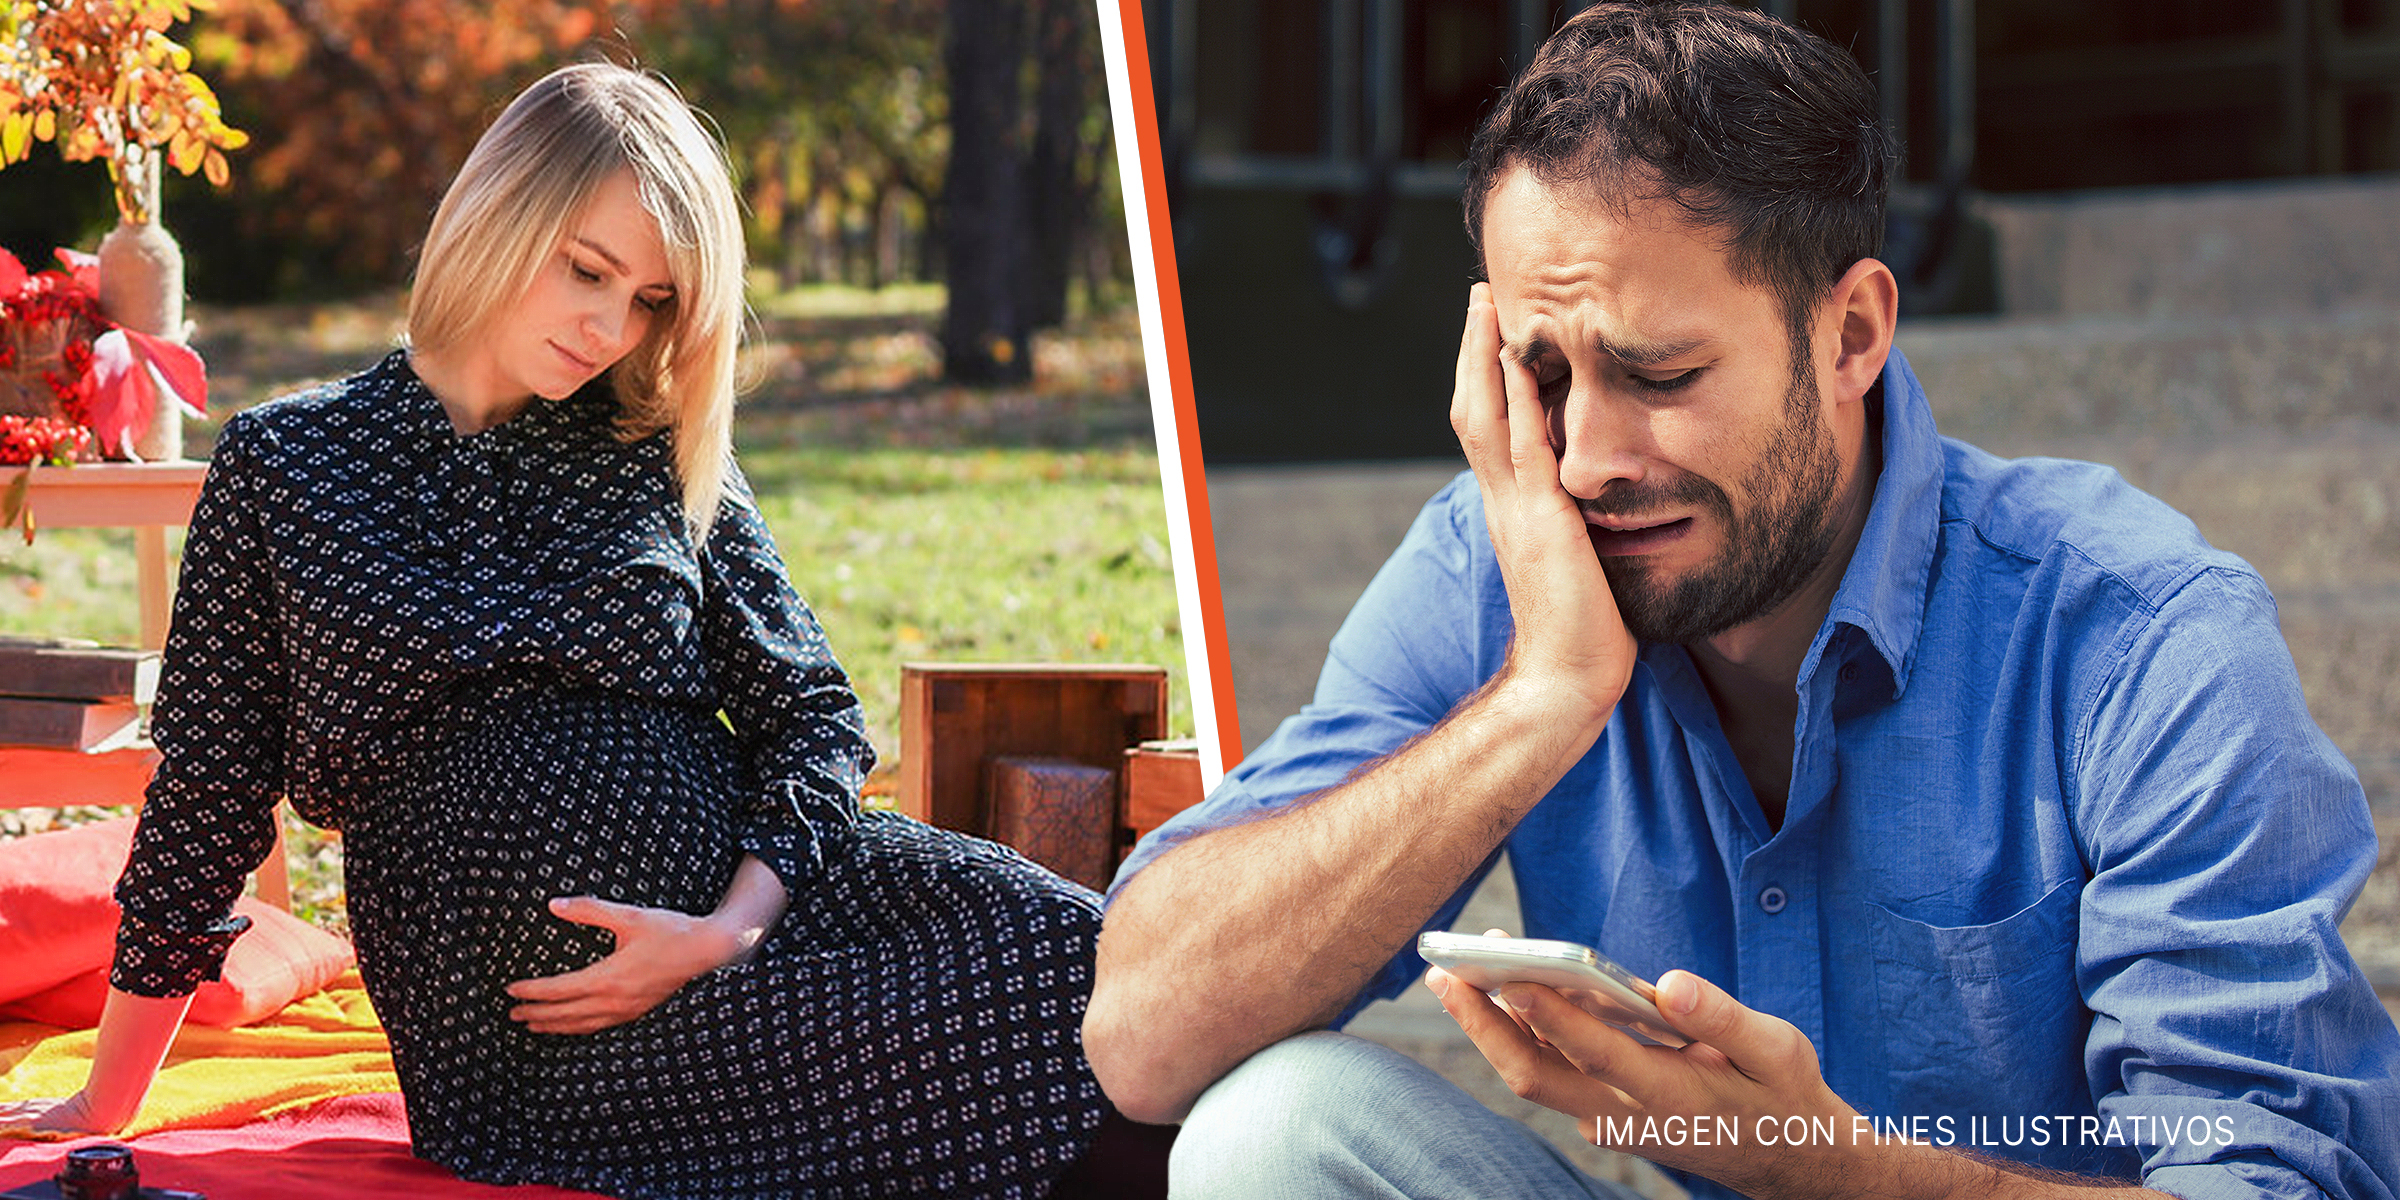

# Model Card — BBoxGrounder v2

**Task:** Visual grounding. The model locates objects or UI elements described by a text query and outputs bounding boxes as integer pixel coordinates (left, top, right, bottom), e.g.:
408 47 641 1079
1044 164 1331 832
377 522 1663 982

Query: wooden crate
1122 739 1205 844
898 663 1169 836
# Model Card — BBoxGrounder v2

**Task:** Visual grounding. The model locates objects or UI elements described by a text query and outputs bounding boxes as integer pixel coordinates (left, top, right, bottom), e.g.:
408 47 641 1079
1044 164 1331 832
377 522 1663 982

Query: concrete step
1901 307 2400 442
2343 801 2400 995
1207 461 1467 756
1977 176 2400 321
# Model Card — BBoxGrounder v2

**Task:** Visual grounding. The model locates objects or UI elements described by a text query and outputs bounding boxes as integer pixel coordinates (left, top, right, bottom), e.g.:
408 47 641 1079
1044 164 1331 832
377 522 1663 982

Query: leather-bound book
0 636 158 704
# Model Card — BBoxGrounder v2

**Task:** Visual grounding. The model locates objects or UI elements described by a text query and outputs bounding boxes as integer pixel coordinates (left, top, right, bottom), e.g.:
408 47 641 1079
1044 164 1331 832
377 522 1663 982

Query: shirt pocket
1864 876 2090 1120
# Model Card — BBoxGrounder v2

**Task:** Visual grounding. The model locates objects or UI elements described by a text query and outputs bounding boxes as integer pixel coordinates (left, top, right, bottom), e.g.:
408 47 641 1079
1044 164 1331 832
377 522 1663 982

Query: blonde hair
407 62 745 542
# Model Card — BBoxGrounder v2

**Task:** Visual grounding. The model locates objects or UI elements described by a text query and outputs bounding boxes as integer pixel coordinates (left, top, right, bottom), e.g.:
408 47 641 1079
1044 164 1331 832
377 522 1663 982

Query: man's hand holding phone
1424 930 1876 1200
1418 931 1686 1047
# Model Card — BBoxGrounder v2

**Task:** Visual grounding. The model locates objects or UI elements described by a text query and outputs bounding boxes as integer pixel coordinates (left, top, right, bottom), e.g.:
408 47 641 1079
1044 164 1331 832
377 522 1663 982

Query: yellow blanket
0 968 398 1137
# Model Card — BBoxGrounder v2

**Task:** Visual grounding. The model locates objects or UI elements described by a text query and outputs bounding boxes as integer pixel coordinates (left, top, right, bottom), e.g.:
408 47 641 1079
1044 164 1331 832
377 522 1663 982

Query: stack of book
0 635 157 757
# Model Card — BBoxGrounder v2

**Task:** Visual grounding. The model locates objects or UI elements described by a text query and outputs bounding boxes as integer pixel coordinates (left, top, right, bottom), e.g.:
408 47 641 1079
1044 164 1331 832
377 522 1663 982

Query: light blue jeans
1169 1031 1649 1199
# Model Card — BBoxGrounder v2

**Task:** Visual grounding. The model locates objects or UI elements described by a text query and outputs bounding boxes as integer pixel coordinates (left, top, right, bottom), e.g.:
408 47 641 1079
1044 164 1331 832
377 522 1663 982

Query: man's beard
1582 347 1846 645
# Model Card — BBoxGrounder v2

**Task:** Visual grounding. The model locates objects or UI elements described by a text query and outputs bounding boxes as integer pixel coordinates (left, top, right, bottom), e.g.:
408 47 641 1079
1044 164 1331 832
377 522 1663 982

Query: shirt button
1758 885 1789 914
1840 662 1858 682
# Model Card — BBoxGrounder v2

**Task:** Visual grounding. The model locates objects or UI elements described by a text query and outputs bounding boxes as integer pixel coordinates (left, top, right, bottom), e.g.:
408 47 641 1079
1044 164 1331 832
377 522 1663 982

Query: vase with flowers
0 0 244 465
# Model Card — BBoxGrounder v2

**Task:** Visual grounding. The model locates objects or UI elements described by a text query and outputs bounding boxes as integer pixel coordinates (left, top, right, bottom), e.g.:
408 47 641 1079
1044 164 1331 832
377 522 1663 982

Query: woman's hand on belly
502 895 752 1034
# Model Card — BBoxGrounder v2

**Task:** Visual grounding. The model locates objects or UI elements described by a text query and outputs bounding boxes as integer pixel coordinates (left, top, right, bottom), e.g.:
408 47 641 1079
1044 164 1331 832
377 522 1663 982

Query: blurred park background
1155 0 2400 1190
0 0 1184 923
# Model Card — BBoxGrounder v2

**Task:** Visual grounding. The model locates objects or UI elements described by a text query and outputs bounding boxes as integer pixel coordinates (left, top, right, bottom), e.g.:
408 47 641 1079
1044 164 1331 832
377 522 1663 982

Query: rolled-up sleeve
2073 566 2400 1200
695 459 873 893
111 413 289 996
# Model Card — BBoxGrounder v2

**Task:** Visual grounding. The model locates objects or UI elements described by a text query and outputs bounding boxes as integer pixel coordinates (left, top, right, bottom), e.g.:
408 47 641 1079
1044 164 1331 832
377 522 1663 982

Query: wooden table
0 461 290 906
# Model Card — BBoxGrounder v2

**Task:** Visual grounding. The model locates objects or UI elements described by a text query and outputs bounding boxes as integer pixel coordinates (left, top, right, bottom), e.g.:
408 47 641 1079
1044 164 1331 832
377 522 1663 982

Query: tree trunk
774 155 808 291
919 192 946 285
941 0 1031 385
1021 0 1093 330
812 189 843 285
873 187 903 289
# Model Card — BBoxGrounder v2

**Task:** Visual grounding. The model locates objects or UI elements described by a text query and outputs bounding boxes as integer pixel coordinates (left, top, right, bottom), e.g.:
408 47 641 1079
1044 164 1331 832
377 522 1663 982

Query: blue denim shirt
1116 350 2400 1200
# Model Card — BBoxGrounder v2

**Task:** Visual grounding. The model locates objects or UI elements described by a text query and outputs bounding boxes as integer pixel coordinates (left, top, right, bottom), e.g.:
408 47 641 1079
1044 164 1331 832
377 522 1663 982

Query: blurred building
1148 0 2400 461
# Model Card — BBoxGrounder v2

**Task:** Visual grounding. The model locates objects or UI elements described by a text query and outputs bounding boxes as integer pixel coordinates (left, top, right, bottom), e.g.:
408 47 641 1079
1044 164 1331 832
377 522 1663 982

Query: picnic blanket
0 969 608 1199
0 968 396 1137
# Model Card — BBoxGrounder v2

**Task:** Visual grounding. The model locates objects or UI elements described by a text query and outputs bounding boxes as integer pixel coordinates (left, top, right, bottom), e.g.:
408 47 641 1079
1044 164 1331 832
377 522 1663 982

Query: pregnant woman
6 63 1106 1198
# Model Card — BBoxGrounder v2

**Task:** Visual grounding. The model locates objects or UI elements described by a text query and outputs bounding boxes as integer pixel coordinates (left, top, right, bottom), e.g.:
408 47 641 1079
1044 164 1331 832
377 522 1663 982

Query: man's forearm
1085 666 1611 1123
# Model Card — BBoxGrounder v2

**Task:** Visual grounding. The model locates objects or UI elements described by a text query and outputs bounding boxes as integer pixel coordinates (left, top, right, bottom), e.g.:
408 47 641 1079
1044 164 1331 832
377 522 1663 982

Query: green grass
750 280 946 320
740 443 1184 762
0 526 160 648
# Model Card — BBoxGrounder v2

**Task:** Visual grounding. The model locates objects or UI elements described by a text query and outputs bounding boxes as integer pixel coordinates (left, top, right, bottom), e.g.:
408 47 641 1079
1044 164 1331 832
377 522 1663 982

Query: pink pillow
0 816 142 1003
2 898 353 1028
0 816 354 1027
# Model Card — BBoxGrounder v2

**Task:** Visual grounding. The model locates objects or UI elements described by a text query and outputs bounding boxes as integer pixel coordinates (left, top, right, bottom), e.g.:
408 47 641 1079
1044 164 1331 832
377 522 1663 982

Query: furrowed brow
1505 335 1556 370
1596 334 1706 368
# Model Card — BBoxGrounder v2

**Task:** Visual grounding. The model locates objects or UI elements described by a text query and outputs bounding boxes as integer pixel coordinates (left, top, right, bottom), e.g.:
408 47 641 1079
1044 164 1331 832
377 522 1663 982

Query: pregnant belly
351 682 751 990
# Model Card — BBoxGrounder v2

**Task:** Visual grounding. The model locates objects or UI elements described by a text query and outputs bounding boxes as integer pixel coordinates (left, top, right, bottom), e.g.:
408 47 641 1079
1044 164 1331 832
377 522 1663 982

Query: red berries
0 414 92 466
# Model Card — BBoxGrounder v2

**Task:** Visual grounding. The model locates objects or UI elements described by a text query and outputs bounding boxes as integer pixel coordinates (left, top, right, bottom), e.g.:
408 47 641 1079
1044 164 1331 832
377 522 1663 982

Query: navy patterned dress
108 351 1108 1198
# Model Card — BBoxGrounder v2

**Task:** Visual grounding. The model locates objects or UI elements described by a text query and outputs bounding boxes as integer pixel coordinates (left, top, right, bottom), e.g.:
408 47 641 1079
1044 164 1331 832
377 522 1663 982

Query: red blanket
0 1093 610 1199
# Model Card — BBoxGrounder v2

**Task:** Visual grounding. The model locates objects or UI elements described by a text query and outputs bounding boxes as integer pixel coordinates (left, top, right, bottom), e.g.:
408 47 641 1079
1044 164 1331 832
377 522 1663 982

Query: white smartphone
1417 930 1687 1047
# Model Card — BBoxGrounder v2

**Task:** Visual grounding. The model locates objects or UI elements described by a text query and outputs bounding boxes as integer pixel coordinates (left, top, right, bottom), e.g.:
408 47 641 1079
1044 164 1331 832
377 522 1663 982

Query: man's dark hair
1464 0 1892 338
